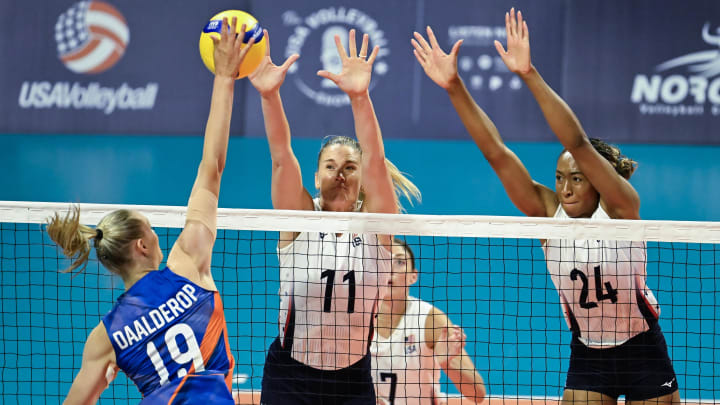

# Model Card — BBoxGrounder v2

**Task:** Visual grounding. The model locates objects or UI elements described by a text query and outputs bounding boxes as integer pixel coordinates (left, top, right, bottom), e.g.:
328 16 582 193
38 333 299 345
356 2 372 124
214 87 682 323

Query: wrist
348 91 370 104
517 64 537 81
445 75 465 95
213 75 236 86
434 353 452 368
260 89 281 101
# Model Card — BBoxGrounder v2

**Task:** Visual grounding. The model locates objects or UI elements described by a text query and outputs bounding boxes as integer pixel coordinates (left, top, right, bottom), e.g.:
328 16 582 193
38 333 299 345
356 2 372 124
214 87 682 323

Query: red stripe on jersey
282 294 294 349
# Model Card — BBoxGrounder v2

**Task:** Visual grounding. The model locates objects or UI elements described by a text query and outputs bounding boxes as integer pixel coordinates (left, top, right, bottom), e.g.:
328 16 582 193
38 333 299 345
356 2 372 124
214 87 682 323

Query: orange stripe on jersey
166 374 190 405
187 292 234 390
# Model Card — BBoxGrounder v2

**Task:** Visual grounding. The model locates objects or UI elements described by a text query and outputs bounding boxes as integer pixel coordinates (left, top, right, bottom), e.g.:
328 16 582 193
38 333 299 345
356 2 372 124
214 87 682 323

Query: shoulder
84 322 116 363
599 199 640 220
423 305 451 347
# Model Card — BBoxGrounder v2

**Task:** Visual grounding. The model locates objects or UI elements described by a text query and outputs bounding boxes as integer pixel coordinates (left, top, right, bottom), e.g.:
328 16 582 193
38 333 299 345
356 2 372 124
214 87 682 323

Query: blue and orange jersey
102 267 235 404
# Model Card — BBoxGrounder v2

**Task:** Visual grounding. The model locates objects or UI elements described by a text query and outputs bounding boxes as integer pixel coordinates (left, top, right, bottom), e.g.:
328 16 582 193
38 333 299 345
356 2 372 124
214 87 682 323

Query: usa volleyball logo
54 1 129 74
281 7 390 107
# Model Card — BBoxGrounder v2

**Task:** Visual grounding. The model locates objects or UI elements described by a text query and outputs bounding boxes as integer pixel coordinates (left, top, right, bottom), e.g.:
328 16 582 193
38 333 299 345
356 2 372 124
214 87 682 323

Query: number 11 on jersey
321 269 357 313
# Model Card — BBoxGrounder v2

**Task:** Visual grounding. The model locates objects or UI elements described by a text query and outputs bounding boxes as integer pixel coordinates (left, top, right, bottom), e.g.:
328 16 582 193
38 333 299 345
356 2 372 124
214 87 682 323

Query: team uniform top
371 296 442 405
542 205 660 348
102 267 235 404
276 199 392 370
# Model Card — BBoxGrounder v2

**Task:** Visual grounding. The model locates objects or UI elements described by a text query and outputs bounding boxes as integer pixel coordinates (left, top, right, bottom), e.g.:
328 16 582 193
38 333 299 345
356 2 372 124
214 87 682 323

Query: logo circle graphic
283 7 390 108
55 1 129 74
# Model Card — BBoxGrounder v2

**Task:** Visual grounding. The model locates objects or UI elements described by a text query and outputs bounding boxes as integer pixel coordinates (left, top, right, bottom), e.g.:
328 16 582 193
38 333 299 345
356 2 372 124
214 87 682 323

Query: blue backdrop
1 0 718 143
1 0 719 403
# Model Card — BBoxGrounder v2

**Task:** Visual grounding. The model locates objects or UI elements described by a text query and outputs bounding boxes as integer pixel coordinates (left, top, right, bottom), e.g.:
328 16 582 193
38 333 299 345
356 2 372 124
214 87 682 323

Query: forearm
195 76 236 197
520 66 588 151
350 92 385 161
259 91 308 209
444 355 486 403
446 76 506 162
261 91 295 162
202 76 235 170
350 92 396 213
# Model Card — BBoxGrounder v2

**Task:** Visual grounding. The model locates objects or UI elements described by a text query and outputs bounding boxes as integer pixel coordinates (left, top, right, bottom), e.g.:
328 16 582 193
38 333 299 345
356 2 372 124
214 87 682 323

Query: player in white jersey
249 28 420 404
371 238 486 405
413 8 679 405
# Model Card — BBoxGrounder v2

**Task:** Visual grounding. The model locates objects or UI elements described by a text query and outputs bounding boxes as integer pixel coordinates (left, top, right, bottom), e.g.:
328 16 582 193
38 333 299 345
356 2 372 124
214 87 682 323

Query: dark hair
589 138 637 179
46 206 146 276
317 136 421 210
392 237 416 271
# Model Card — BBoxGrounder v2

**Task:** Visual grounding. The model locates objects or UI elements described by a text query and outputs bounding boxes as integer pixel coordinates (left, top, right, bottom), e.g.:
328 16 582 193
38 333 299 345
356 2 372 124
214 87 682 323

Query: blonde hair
383 157 421 212
318 136 421 210
46 206 146 276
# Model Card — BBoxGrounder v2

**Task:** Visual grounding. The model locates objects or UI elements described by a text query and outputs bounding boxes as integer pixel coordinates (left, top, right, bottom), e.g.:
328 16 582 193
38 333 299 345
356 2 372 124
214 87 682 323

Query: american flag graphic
54 1 129 74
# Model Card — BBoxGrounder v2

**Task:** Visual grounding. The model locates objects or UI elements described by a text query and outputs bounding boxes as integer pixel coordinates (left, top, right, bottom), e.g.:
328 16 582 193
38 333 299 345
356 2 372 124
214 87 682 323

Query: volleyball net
0 201 718 404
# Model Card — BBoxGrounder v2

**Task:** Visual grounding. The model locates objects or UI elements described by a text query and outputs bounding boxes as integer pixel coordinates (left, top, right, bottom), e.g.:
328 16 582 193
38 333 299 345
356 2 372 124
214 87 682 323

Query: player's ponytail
46 205 96 275
47 206 145 276
589 138 637 179
384 158 421 212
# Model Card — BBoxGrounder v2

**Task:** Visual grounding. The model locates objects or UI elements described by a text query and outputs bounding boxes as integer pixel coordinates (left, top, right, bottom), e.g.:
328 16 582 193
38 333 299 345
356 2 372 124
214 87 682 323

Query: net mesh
0 201 718 404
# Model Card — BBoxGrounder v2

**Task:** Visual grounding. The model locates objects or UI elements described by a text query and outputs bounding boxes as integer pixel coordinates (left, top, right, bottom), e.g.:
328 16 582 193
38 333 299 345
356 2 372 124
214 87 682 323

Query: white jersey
371 297 441 405
542 204 660 348
277 201 391 370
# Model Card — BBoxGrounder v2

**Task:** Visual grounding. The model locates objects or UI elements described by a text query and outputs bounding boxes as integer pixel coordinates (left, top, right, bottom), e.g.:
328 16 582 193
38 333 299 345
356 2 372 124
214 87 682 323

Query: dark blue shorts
260 337 375 405
566 323 678 401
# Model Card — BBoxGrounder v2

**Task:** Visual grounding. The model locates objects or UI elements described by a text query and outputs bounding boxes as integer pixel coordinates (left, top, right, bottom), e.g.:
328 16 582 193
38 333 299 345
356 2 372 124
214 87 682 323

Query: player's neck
377 291 410 335
122 266 155 290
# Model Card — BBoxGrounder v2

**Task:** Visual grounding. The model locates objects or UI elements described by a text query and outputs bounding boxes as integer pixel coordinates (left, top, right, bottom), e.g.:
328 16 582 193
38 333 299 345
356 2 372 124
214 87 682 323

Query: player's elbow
198 159 224 184
470 384 487 404
459 377 486 404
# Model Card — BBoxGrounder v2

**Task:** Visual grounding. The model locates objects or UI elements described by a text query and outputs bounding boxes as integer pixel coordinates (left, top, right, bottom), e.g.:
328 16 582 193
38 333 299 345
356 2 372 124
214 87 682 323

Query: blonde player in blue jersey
413 8 680 405
46 17 252 405
372 238 486 405
248 29 419 404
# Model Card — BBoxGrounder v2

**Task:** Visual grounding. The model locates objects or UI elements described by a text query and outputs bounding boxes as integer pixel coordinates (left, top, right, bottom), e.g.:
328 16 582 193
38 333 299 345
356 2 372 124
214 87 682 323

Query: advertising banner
243 0 566 142
564 0 720 144
0 0 250 135
1 0 718 143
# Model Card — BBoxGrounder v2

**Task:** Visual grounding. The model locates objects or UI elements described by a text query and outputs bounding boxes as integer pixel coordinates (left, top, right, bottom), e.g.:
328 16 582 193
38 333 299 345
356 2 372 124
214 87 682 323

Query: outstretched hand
249 30 299 96
317 29 379 98
412 26 463 90
211 17 255 79
434 325 466 365
494 8 532 75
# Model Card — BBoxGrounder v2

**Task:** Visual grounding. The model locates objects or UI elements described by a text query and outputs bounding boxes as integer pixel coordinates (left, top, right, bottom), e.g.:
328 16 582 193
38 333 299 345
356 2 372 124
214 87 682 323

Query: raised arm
414 27 555 217
496 9 639 219
249 30 312 211
426 309 486 404
318 30 397 216
168 18 254 285
63 324 116 405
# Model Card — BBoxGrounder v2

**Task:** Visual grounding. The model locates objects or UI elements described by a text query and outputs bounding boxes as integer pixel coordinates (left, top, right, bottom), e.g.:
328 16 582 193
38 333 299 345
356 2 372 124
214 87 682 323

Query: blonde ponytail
46 205 96 275
46 206 146 276
385 158 421 212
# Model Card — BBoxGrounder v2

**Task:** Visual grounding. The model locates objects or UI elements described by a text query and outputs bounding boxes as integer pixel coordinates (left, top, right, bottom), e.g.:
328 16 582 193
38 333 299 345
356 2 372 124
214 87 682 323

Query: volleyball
198 10 266 79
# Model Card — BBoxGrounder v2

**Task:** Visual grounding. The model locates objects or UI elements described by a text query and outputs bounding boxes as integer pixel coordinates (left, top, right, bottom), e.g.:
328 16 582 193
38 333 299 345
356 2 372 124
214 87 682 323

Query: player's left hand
412 26 463 90
434 325 466 365
494 7 532 75
317 29 379 98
